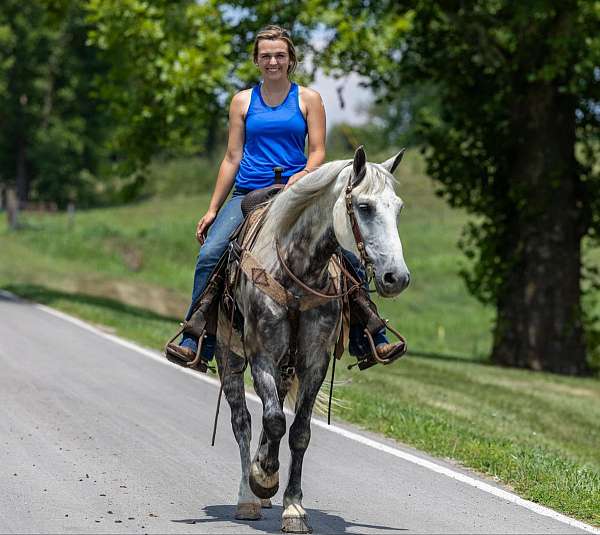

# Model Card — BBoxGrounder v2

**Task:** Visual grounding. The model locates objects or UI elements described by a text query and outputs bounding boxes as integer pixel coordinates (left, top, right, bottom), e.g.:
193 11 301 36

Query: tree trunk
16 136 29 204
491 84 588 375
6 187 19 230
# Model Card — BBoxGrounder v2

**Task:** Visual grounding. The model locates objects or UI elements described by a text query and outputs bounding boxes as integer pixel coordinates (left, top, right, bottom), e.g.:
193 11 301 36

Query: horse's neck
277 191 339 285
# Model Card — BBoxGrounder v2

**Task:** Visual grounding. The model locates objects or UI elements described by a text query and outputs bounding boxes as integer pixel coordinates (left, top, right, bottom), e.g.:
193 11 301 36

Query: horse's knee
263 408 286 442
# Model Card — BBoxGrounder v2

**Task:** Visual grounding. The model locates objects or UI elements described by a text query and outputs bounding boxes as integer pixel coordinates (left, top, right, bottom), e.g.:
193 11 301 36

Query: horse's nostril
383 271 410 290
383 272 397 285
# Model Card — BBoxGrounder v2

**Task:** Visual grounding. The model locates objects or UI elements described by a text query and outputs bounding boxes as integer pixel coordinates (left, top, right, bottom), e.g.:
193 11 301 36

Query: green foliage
85 0 233 172
308 0 600 370
309 0 600 294
82 0 325 173
0 0 110 207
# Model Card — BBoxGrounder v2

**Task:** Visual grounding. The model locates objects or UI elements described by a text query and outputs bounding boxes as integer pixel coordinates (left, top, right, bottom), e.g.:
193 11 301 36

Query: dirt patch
23 273 188 318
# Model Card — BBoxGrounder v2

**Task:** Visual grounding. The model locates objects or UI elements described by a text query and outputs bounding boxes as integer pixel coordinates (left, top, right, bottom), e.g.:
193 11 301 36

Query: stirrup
164 325 215 374
348 321 407 371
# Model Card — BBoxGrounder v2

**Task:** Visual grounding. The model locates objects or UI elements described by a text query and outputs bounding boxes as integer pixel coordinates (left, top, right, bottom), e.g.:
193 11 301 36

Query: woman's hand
284 170 308 190
196 210 217 244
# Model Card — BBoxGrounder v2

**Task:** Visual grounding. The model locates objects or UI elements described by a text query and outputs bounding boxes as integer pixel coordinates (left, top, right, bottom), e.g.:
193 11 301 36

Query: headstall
343 164 375 282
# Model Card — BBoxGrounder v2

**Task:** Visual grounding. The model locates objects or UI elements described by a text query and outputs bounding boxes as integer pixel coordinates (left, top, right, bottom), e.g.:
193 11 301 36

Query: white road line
3 292 597 534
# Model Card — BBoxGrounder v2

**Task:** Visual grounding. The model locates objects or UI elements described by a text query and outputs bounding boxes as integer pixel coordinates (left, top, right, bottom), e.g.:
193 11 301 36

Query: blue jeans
180 190 247 357
342 250 389 356
180 193 388 358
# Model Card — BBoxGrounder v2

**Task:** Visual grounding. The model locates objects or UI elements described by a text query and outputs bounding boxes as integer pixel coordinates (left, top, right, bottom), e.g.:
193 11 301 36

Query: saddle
240 184 284 217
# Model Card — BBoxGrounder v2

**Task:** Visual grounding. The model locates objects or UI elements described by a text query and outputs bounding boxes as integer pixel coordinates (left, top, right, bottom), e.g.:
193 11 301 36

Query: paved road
0 293 595 534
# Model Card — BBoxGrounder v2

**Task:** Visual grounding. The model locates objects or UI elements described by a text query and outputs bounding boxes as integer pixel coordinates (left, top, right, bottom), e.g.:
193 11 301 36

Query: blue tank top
235 82 308 190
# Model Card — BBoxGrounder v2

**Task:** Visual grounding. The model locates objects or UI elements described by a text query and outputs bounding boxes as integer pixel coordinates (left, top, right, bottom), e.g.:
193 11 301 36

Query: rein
275 240 361 301
274 162 375 300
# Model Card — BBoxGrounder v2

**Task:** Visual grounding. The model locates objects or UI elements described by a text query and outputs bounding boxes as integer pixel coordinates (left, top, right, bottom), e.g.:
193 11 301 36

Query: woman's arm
196 90 249 243
285 87 326 189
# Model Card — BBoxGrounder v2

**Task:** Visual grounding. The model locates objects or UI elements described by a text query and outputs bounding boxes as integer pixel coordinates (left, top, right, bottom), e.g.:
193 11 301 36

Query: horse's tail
284 373 348 416
285 376 300 412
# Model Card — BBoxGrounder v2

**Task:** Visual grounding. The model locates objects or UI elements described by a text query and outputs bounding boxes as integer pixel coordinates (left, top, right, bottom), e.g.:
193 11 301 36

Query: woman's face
256 39 290 82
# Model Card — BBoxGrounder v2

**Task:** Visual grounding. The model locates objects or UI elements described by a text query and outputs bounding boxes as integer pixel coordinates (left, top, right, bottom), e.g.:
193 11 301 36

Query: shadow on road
1 283 179 323
172 504 409 534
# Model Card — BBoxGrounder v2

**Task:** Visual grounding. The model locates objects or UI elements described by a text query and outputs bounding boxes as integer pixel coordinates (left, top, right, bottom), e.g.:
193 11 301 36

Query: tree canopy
0 0 110 207
85 0 233 170
309 0 600 373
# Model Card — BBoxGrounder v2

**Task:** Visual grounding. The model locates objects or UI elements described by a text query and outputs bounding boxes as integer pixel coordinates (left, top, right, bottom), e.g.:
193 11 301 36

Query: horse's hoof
235 501 262 520
261 498 272 508
249 462 279 499
281 504 312 533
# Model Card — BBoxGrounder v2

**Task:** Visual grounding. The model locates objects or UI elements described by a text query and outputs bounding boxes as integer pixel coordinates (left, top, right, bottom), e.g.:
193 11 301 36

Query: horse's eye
358 203 373 215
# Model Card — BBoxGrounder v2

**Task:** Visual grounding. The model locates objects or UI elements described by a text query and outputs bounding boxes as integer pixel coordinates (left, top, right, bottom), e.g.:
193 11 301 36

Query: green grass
1 150 599 526
333 361 600 524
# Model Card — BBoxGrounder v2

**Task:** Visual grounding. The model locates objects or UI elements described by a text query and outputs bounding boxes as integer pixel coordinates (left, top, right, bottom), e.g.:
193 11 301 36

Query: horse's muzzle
377 270 410 297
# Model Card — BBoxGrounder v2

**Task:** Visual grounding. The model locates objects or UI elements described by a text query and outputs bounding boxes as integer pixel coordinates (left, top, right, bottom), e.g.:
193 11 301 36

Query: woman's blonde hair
253 25 298 77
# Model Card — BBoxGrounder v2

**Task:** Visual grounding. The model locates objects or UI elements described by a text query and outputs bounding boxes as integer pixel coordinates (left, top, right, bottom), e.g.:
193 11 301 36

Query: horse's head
333 146 410 298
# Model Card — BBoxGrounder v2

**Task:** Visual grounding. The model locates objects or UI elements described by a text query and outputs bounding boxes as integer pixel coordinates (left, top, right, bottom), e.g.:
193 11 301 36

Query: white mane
262 159 394 241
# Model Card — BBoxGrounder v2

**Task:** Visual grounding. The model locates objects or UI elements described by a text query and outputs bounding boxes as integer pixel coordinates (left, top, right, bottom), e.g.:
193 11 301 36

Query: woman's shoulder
297 85 324 118
297 85 322 102
230 88 254 117
231 88 253 106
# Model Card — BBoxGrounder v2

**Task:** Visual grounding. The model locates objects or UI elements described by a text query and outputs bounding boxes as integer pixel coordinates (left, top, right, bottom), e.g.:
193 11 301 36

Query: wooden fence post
6 187 19 230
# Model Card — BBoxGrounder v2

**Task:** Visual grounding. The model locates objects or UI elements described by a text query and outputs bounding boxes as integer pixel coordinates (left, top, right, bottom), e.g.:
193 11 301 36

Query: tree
83 0 326 170
0 0 110 207
84 0 234 172
309 0 600 374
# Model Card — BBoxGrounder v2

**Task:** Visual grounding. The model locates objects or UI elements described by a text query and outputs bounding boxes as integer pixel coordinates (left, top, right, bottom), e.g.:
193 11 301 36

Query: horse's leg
281 352 330 534
218 349 261 520
253 372 294 508
248 353 287 500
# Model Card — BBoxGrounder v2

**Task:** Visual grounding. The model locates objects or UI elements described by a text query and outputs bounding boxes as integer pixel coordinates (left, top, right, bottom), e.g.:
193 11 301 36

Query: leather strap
345 174 374 277
239 249 336 312
275 240 360 301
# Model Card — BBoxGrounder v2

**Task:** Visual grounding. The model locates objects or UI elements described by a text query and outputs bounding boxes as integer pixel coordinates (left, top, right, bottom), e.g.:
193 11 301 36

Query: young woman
167 25 399 367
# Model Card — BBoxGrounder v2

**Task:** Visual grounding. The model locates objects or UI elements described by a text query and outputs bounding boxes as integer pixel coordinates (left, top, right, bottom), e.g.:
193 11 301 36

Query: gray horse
216 147 410 533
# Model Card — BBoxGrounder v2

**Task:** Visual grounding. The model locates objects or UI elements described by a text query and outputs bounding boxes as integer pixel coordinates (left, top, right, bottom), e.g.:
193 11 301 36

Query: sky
303 24 373 129
311 70 373 129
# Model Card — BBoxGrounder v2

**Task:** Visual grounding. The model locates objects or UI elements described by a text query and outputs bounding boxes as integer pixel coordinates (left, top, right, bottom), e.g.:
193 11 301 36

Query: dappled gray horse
216 147 410 533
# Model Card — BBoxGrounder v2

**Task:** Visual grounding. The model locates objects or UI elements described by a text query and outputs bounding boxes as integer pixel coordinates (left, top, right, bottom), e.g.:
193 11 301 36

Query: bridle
343 164 375 282
275 162 375 298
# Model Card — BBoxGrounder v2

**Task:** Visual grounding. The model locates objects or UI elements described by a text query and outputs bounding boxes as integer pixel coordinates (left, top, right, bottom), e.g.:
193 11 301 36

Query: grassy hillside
1 150 599 525
0 151 493 358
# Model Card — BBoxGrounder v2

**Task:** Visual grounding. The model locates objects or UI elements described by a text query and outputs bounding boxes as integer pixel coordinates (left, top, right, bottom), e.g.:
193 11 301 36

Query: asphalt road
0 292 596 534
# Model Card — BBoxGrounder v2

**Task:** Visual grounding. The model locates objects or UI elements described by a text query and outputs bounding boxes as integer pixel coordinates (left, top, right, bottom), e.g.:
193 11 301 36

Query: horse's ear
381 148 406 175
352 145 367 185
